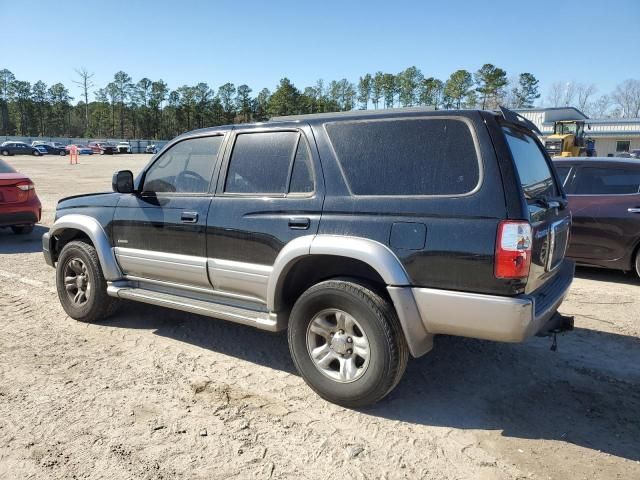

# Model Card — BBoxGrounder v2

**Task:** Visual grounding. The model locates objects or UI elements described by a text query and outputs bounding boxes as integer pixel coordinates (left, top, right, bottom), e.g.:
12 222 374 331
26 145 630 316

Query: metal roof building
515 107 640 156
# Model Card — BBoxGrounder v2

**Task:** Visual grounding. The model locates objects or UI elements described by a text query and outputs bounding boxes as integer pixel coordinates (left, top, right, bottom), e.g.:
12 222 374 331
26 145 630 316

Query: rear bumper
412 260 575 343
0 198 41 227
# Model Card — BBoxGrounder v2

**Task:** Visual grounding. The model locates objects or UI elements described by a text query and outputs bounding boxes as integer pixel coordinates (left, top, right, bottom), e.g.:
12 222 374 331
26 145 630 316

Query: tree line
0 65 637 140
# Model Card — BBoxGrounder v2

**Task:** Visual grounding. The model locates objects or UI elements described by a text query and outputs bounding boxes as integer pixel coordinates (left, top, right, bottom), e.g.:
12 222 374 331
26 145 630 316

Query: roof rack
271 106 436 122
498 106 542 135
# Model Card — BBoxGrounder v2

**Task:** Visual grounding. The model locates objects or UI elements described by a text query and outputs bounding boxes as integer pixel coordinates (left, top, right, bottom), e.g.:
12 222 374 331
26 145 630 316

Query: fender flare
47 214 122 281
267 235 432 357
267 235 412 312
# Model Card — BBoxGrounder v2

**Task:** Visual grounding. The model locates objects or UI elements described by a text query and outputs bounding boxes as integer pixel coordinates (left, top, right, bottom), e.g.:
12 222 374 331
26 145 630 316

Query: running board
107 285 283 331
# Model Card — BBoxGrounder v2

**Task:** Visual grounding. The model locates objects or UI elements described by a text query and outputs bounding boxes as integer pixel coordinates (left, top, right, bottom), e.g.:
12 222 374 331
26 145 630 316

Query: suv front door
206 125 323 304
111 133 226 288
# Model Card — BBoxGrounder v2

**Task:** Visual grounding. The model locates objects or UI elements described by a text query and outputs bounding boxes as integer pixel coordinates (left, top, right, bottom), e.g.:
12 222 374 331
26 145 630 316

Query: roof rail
498 106 542 135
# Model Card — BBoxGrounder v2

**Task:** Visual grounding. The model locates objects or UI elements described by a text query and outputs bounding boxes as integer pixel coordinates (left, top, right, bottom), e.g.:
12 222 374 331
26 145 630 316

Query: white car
116 142 132 154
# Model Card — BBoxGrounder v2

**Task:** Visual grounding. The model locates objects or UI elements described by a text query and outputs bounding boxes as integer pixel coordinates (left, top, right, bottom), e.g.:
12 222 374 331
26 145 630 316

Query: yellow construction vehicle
544 120 596 157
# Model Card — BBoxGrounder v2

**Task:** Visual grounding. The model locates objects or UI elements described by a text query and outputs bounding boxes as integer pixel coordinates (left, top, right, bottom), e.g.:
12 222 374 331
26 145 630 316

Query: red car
554 157 640 277
0 158 41 234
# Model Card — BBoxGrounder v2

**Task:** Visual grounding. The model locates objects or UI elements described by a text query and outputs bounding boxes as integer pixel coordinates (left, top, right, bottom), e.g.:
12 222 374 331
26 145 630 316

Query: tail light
495 220 532 279
15 181 35 201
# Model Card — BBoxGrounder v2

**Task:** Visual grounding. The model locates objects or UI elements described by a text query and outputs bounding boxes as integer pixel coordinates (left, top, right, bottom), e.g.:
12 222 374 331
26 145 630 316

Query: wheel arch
48 214 122 281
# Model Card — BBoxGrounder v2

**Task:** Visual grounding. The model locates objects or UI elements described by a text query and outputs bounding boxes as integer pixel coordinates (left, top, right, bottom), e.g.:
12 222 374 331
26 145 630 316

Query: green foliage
512 73 540 108
0 66 553 140
475 64 508 109
444 70 473 109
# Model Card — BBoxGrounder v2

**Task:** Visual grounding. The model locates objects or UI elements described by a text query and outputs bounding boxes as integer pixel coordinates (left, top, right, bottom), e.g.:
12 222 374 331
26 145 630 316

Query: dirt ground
0 154 639 480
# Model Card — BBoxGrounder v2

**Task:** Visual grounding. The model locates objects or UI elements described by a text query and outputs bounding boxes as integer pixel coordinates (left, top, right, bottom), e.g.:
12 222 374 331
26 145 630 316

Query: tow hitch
536 313 574 351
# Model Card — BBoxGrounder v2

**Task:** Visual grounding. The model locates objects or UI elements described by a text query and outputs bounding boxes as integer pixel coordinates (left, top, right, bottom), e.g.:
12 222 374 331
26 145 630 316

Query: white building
515 107 640 156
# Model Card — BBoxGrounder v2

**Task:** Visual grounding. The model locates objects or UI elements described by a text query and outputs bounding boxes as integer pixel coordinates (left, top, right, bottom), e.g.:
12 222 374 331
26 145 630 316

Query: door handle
181 211 199 223
288 217 310 230
628 208 640 214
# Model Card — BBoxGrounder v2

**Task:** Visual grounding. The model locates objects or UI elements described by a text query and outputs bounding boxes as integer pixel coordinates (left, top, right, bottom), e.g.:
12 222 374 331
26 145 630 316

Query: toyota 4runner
43 107 574 407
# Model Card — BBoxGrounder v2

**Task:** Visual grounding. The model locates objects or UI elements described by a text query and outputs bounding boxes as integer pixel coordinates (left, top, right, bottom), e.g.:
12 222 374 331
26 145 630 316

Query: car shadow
101 303 640 461
0 224 49 254
575 265 639 285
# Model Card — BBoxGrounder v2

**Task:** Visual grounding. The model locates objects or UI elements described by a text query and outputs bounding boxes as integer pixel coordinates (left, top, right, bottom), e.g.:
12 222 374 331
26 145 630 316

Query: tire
33 150 41 156
288 279 409 408
1 150 9 156
635 249 640 279
59 150 66 156
11 224 34 235
56 240 119 323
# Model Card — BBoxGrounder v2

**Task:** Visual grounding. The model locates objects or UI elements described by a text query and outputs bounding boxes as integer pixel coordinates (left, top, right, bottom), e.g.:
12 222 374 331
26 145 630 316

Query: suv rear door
206 124 324 304
501 125 571 293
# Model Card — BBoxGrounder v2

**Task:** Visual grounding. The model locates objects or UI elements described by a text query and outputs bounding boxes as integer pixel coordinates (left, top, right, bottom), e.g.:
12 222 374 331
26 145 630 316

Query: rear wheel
33 150 41 156
11 225 34 235
1 150 9 156
56 240 119 323
288 279 408 408
635 249 640 278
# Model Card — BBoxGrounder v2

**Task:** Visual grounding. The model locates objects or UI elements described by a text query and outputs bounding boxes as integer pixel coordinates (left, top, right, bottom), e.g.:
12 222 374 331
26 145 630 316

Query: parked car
116 141 132 153
34 143 67 156
65 144 93 155
145 144 158 154
43 107 574 407
553 157 640 277
630 149 640 159
1 141 42 156
88 142 117 155
0 158 41 234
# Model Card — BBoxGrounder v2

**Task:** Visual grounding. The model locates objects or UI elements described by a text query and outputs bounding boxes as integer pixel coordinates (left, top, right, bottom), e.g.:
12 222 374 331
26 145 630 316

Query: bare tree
546 81 564 107
611 79 640 118
575 83 597 112
585 94 612 118
73 67 94 133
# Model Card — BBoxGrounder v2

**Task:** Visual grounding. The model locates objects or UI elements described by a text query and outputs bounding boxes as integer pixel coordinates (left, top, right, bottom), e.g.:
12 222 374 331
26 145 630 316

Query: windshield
0 159 17 173
503 126 558 200
555 123 577 135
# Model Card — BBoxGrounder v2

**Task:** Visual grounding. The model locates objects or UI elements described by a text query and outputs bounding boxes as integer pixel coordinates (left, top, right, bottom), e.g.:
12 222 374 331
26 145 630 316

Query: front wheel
1 150 9 156
288 279 408 408
56 240 119 323
59 150 66 156
635 249 640 278
33 150 41 156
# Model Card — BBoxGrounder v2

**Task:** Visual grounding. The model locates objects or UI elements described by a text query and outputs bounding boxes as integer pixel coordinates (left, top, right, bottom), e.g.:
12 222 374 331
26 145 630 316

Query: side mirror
112 170 134 193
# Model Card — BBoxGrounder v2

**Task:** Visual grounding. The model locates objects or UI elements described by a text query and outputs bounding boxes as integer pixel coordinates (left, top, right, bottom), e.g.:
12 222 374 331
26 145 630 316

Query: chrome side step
107 285 283 332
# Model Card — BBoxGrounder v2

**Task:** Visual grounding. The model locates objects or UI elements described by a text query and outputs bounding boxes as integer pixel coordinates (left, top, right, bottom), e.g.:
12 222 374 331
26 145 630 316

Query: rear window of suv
503 126 558 200
325 118 480 196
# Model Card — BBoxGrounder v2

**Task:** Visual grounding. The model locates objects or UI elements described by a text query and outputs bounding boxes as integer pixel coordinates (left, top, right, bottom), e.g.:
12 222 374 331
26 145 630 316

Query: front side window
573 167 640 195
503 126 558 200
225 131 300 194
143 135 222 193
326 118 479 196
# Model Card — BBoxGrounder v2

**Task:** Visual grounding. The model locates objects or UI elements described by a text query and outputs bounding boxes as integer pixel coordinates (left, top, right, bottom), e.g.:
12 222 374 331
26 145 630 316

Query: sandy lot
0 154 639 480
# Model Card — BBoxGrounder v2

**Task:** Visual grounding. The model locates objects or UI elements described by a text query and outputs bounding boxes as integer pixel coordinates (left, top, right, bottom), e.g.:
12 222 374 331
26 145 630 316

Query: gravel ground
0 154 639 480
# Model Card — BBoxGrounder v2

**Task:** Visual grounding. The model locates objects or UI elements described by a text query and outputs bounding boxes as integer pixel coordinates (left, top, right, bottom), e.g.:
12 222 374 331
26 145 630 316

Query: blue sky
1 0 638 102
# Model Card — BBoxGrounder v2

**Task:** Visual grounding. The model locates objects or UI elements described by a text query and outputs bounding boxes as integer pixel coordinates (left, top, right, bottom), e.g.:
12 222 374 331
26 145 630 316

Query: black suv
43 108 574 407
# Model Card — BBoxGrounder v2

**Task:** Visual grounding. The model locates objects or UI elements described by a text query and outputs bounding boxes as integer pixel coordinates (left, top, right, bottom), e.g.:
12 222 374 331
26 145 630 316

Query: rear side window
503 127 557 199
325 118 479 196
0 159 16 173
225 131 303 194
574 167 640 195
